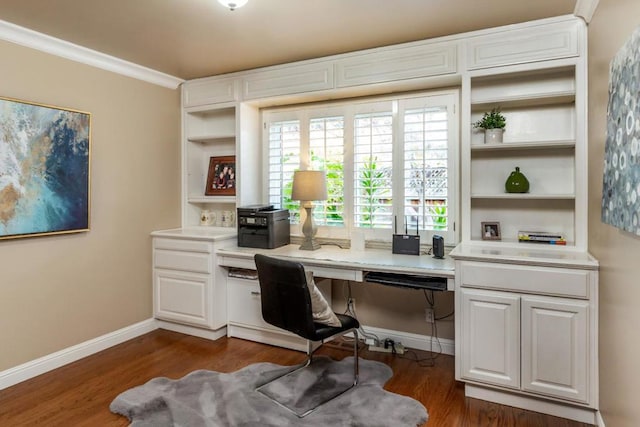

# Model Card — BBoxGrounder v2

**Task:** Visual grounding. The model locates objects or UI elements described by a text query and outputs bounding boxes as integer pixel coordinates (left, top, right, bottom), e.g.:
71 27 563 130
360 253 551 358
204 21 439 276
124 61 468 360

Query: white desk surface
450 243 599 270
217 244 455 279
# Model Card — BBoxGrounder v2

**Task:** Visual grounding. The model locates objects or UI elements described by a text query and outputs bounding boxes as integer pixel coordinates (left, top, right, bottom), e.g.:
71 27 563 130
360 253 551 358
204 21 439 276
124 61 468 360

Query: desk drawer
305 265 363 281
227 277 279 331
459 261 589 299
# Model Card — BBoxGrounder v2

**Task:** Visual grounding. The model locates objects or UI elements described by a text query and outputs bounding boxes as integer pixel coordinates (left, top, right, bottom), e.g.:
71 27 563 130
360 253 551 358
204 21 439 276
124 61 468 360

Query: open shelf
188 195 236 204
188 134 235 144
471 139 575 152
471 91 575 110
471 193 575 200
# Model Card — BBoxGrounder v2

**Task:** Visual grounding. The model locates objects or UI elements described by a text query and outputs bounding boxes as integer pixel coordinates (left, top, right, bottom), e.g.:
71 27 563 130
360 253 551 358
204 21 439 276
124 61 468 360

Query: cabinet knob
250 291 261 296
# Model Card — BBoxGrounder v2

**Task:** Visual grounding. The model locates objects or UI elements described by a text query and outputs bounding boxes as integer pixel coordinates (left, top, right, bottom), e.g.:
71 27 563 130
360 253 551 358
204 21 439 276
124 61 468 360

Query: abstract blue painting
602 26 640 236
0 97 90 240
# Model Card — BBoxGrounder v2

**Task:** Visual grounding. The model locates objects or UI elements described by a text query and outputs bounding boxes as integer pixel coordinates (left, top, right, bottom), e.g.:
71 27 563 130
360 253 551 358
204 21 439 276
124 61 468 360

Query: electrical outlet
425 308 435 323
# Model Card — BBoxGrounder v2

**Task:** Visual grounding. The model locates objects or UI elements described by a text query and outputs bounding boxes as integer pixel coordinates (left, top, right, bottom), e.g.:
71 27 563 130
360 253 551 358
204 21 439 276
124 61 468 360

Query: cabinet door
461 288 520 389
154 270 211 327
521 295 589 403
182 77 238 107
335 41 457 88
242 61 334 100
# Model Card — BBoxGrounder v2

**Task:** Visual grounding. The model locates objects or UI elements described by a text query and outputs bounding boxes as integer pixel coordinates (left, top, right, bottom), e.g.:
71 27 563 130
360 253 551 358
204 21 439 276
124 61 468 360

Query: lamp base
299 237 321 251
299 205 321 250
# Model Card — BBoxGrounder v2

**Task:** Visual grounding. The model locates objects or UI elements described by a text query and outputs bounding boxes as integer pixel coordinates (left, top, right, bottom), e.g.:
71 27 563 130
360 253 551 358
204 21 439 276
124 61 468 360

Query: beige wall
0 41 181 370
588 1 640 425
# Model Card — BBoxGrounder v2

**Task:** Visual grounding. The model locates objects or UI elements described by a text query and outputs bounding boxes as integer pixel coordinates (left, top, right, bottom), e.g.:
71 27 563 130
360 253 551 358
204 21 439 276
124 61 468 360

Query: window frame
262 89 460 245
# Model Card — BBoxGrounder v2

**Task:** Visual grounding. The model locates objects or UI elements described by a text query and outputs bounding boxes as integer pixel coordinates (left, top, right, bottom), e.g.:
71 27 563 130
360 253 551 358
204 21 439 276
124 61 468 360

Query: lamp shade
291 170 328 201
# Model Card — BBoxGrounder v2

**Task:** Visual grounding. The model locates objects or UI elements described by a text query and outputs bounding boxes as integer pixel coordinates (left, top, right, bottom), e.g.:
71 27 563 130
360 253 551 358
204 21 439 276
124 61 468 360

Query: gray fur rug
110 356 428 426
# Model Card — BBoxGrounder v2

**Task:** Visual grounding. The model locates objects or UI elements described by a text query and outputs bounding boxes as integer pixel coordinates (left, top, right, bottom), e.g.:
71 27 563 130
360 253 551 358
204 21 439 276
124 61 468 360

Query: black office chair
253 254 360 417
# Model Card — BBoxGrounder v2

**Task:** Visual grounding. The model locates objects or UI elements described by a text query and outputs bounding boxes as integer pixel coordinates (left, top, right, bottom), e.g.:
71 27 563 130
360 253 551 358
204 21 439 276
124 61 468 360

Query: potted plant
473 107 506 144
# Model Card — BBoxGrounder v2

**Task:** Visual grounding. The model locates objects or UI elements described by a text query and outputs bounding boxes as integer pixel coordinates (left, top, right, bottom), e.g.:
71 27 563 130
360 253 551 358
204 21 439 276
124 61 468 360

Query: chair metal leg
255 327 360 418
353 329 359 386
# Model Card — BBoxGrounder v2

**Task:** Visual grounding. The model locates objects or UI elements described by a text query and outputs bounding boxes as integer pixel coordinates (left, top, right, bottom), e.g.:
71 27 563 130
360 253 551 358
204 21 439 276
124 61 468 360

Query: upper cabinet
335 41 457 88
242 61 334 100
183 76 239 108
466 19 581 70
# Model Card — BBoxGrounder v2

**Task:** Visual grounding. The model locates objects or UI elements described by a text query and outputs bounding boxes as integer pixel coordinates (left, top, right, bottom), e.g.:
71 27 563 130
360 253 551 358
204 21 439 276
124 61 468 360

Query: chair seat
310 314 359 342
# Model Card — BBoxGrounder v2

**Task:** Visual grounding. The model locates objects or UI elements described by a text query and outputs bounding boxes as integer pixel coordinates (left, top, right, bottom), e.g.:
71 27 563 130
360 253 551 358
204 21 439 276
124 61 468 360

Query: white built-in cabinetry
451 248 598 423
153 14 598 424
182 101 261 228
464 64 585 248
151 230 236 332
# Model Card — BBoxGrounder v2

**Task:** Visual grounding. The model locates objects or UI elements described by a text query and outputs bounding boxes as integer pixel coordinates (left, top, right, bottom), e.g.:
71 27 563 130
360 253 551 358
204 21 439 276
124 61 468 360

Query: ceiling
0 0 577 81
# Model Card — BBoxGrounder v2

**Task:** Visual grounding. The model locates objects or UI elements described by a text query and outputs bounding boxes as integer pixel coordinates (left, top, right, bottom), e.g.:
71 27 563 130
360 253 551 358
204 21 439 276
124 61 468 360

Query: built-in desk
217 244 456 289
217 243 455 352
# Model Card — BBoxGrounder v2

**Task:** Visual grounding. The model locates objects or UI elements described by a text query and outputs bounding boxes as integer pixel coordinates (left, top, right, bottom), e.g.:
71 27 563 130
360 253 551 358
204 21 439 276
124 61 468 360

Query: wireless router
392 216 420 256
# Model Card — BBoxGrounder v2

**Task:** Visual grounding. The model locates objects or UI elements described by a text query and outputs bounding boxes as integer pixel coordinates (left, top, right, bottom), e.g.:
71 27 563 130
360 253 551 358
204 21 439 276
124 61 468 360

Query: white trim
156 320 228 341
465 383 597 425
574 0 600 24
596 411 606 427
361 325 455 356
0 20 183 89
0 319 157 390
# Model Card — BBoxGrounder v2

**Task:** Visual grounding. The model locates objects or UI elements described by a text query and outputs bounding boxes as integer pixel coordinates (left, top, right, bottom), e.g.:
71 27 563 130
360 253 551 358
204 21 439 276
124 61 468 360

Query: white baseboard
360 325 455 356
156 320 227 341
0 319 453 391
465 383 597 425
0 318 157 391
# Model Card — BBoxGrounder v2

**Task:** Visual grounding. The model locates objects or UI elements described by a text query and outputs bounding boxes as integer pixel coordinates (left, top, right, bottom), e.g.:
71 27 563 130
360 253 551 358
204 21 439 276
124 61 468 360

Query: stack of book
518 231 566 245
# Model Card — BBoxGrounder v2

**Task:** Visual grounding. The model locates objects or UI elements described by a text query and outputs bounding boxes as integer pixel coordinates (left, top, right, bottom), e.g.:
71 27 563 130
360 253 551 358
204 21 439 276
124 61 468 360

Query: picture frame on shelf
205 155 236 196
481 221 501 241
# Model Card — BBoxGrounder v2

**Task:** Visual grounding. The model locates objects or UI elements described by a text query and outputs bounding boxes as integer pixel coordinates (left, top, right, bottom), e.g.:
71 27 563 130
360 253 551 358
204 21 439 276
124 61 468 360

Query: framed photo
205 156 236 196
0 96 91 240
481 221 501 240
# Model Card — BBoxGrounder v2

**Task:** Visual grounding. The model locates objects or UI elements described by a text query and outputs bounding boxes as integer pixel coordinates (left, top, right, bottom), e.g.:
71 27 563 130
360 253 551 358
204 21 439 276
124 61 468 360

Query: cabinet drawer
336 42 457 87
153 238 212 253
466 20 580 70
227 277 279 331
154 249 211 274
459 262 589 299
182 77 238 107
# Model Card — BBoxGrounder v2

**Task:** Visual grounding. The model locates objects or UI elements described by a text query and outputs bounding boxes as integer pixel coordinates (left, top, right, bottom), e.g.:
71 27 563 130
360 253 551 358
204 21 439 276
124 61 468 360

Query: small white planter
484 128 504 144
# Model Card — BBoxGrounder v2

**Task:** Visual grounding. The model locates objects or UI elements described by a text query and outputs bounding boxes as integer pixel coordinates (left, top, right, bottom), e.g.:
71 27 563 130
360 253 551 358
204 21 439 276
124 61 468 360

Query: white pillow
305 270 342 327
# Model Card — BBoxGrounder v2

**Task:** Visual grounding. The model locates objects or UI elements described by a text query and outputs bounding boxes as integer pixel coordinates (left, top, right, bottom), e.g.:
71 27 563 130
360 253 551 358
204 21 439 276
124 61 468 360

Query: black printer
237 205 290 249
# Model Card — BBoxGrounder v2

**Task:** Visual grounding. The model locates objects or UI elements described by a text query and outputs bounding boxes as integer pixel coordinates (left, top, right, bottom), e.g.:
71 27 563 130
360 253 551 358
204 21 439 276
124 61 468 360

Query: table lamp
291 170 327 250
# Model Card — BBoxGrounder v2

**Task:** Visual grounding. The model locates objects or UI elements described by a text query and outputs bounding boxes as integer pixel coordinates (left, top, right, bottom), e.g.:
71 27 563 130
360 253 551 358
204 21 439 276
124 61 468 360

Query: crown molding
574 0 600 24
0 19 183 89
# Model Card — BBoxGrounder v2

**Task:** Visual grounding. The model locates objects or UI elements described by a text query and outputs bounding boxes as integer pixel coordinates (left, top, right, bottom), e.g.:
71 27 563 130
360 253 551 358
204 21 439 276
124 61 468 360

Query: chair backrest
254 254 317 340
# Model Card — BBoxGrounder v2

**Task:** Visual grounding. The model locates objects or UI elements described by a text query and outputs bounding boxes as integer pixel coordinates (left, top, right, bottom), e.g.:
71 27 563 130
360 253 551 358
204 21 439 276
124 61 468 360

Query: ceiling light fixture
217 0 248 11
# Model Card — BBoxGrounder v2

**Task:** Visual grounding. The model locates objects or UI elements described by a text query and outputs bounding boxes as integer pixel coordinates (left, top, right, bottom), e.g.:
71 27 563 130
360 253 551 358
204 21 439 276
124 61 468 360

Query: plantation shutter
267 119 301 222
403 105 449 231
309 116 345 226
353 109 394 229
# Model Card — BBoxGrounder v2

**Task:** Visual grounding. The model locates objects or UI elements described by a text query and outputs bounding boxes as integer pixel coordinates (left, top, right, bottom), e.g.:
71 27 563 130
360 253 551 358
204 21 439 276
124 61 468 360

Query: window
263 90 458 244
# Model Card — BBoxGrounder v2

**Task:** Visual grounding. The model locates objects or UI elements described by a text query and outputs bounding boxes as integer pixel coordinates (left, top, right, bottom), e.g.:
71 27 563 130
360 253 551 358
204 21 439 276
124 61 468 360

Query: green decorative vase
505 167 530 193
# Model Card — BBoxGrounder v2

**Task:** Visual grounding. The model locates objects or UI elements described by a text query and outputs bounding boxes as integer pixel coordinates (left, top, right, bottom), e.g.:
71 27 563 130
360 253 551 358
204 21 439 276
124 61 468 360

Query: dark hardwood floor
0 329 591 426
